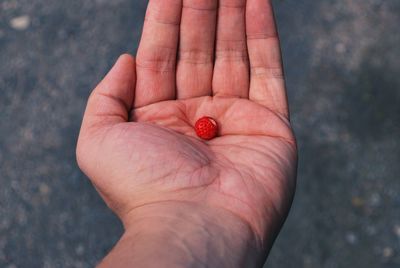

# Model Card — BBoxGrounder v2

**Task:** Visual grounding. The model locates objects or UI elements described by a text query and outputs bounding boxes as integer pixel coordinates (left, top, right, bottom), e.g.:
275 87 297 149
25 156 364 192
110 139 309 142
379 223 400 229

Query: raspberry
195 116 218 140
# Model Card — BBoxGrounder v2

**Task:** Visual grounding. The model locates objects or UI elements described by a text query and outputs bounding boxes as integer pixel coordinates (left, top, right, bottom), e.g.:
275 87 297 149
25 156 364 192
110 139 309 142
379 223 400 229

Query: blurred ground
0 0 399 267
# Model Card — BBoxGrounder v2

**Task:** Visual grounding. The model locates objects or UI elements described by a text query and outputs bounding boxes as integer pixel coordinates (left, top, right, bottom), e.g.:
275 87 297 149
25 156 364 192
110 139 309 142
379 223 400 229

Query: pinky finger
246 0 289 118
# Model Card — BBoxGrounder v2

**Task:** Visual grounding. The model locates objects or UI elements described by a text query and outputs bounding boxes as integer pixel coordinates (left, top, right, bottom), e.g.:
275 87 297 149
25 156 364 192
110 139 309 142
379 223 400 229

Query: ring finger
212 0 249 98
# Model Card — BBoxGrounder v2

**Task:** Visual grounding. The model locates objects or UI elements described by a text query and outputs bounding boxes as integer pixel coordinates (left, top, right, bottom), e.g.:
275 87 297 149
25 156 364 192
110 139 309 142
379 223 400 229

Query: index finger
135 0 182 108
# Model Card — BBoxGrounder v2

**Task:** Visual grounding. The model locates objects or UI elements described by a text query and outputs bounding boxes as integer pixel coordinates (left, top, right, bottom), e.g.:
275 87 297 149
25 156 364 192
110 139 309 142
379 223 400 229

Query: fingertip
118 53 135 64
105 53 136 83
112 54 136 74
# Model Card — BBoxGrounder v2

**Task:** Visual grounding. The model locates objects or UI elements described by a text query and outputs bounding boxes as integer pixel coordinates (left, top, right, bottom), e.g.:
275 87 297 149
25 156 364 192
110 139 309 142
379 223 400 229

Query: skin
76 0 297 267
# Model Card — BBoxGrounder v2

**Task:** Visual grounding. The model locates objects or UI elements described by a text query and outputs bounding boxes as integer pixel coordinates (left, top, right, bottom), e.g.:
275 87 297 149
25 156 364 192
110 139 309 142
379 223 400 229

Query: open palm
77 0 297 245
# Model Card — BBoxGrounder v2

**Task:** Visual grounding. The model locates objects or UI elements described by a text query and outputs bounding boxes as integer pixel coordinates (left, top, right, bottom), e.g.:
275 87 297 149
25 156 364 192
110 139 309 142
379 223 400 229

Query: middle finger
177 0 218 99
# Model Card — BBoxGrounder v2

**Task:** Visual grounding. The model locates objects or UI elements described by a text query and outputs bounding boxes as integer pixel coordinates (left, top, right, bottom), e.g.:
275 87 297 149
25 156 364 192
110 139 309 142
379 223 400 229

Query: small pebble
75 244 85 256
345 232 357 244
394 225 400 238
351 196 364 207
10 15 30 30
382 247 394 258
39 183 51 195
365 225 377 236
335 43 346 54
369 193 381 207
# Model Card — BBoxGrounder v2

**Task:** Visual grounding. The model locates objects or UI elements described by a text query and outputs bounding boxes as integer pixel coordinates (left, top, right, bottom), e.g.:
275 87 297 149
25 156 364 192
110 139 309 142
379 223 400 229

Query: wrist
101 201 266 268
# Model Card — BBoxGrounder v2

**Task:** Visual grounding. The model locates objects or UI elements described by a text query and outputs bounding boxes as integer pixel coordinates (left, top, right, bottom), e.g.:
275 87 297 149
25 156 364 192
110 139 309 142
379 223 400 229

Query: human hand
77 0 297 266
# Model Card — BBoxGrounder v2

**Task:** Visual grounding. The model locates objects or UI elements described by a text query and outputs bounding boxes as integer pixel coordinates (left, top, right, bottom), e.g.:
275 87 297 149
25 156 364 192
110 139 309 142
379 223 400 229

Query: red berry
195 116 218 140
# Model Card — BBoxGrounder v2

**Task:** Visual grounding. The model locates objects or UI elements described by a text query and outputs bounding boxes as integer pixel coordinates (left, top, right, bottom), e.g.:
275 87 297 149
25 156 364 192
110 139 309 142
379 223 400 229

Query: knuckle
178 49 213 64
136 46 177 72
251 66 284 79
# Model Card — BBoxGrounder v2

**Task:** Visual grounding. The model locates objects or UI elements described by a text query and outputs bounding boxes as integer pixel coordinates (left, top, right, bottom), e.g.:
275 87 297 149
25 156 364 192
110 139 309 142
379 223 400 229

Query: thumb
81 54 136 131
76 54 136 177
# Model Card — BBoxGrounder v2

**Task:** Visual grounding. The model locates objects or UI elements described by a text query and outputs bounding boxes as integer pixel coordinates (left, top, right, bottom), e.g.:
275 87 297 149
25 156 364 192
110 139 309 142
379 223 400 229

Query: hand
77 0 297 266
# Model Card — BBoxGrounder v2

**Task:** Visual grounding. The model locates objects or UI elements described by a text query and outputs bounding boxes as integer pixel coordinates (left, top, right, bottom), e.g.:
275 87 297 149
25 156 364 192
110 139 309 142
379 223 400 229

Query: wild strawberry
195 116 218 140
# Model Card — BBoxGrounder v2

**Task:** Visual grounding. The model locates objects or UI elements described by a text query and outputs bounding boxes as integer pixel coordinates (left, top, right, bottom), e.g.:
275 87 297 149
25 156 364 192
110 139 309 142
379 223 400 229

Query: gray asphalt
1 0 399 267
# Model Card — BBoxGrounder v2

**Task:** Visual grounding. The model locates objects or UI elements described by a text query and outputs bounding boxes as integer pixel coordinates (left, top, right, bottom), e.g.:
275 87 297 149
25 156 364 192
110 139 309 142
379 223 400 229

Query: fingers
81 54 136 131
246 0 288 117
176 0 218 99
135 0 182 108
212 0 249 98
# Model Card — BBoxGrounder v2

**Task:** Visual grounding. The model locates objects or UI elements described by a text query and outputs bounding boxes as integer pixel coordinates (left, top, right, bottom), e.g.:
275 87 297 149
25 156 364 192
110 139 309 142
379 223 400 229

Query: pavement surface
1 0 399 267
